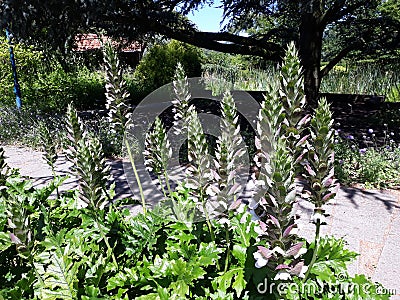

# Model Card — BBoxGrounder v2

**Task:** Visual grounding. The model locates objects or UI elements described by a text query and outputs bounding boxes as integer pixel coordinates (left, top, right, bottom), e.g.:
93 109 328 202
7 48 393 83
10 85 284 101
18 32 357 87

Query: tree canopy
1 0 399 103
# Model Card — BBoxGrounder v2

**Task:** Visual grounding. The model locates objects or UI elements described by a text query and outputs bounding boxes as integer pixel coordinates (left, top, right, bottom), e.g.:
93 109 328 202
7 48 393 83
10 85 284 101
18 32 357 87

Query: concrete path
2 145 399 298
297 188 400 298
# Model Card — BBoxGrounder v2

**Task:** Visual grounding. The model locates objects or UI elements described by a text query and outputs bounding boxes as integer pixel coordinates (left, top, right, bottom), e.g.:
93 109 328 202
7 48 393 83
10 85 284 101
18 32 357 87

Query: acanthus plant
300 97 339 282
170 62 214 205
102 41 132 154
248 44 388 300
64 103 118 267
171 62 191 136
172 63 218 225
303 97 337 224
37 120 60 198
251 42 309 282
37 120 58 175
64 103 113 209
103 41 131 134
212 90 247 210
144 116 173 196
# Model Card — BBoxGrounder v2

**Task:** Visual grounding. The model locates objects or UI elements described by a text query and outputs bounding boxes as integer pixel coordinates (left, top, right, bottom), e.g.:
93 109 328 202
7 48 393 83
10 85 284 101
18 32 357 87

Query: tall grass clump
203 65 277 95
320 63 400 96
386 83 400 102
203 56 400 101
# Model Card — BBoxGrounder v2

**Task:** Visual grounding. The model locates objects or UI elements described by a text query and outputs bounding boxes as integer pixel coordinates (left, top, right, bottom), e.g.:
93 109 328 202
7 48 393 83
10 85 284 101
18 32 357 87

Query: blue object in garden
6 29 22 109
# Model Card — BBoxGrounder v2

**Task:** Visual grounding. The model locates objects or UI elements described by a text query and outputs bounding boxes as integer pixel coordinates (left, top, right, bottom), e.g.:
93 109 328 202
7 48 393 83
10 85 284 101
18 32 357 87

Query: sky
187 2 225 32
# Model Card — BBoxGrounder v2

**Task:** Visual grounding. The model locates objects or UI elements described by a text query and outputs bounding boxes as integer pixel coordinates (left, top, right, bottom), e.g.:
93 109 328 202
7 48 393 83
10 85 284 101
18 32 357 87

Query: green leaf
230 211 257 247
82 285 105 300
0 232 12 252
349 274 391 299
157 285 169 300
106 272 128 291
190 265 206 280
170 279 189 298
172 258 187 275
135 293 159 300
232 244 246 265
213 267 246 297
122 208 167 260
34 233 81 300
197 242 220 266
310 262 335 283
149 255 172 277
314 236 358 274
231 268 245 297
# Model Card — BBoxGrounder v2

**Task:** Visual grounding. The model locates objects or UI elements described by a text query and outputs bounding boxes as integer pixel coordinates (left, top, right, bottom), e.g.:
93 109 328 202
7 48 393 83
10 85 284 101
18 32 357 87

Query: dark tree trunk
299 7 323 108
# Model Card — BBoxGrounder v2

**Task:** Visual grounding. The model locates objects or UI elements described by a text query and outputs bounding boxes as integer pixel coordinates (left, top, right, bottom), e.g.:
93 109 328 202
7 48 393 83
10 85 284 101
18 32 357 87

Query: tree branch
111 12 284 60
321 0 344 25
320 42 360 77
157 26 282 59
321 0 364 26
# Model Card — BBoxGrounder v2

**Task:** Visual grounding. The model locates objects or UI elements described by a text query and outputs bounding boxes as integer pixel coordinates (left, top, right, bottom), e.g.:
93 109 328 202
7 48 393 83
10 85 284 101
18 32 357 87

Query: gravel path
2 145 400 298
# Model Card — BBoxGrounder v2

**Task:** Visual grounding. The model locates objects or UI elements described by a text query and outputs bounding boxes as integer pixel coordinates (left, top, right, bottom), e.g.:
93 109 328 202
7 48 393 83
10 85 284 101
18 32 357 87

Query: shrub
1 35 105 112
21 64 105 112
334 130 400 188
133 40 203 93
0 36 43 107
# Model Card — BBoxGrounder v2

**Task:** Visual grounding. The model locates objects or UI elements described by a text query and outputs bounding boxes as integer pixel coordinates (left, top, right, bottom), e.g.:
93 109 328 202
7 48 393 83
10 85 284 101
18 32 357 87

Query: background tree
379 0 400 22
322 1 400 65
1 0 399 104
133 39 203 92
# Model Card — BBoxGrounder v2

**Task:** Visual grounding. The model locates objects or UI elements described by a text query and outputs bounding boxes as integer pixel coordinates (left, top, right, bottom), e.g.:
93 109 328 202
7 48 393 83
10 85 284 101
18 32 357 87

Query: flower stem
200 189 219 270
223 223 230 273
51 168 60 199
125 139 147 214
157 174 168 198
303 219 321 282
95 217 118 269
164 170 173 196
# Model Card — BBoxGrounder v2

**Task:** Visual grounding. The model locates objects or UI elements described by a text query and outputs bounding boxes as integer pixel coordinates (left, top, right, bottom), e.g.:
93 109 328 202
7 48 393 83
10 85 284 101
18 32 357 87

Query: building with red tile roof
73 33 143 66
